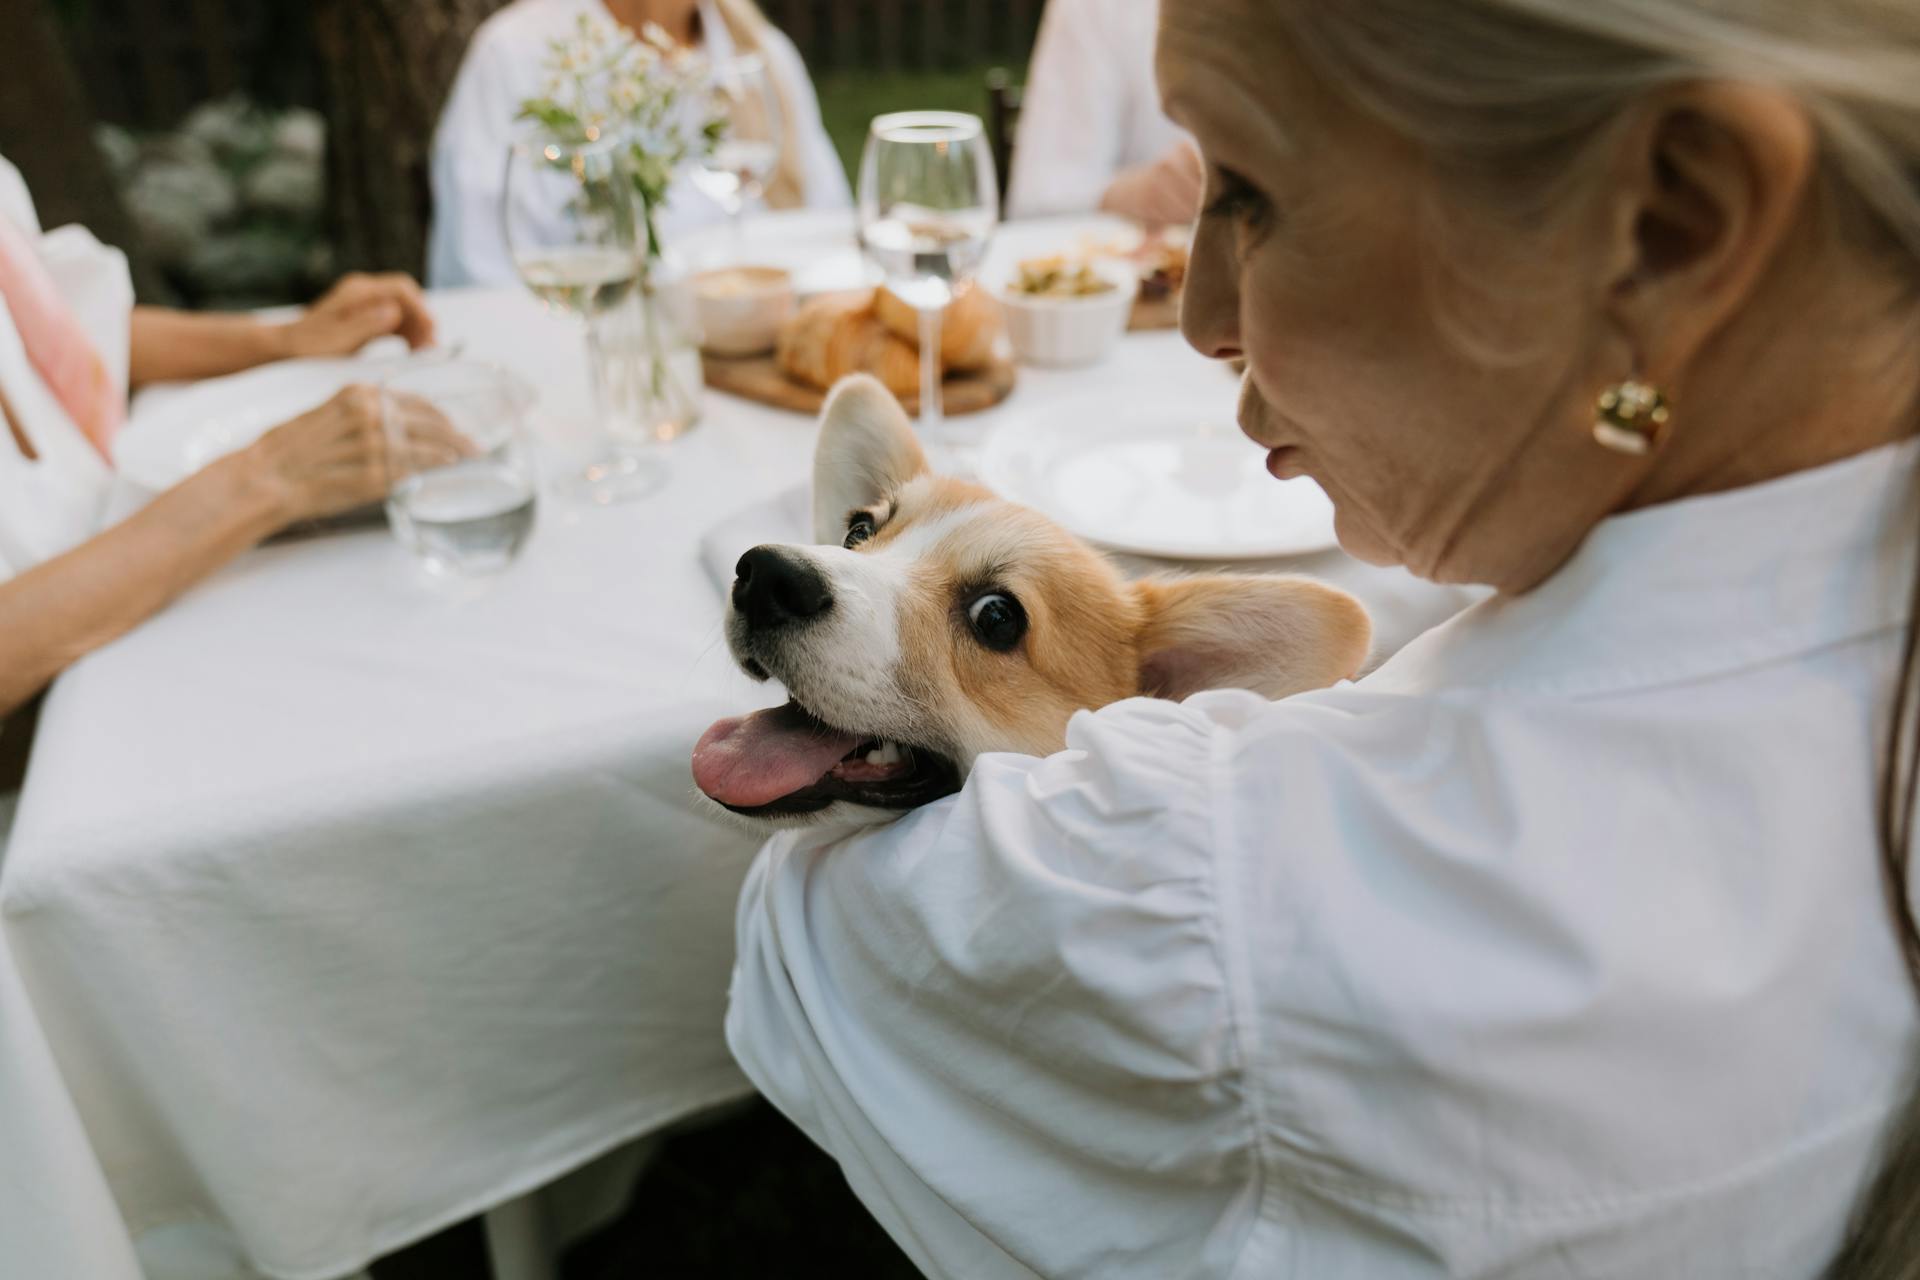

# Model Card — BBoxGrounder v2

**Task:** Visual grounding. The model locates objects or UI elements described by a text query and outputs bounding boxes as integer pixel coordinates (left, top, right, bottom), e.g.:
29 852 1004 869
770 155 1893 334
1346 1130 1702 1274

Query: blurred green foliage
813 64 1007 183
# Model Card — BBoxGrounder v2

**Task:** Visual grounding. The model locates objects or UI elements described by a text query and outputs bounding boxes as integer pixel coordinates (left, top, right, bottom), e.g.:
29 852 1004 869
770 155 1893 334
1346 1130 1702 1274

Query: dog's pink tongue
693 705 860 807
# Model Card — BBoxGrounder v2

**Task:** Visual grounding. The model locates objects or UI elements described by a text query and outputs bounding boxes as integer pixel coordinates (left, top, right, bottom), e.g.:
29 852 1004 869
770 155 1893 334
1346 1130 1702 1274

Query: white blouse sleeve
727 694 1257 1280
1004 0 1131 218
761 30 852 211
428 23 526 289
0 154 41 236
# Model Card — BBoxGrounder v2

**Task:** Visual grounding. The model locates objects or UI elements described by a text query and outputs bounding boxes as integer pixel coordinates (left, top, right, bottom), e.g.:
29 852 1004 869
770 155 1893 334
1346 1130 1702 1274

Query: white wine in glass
505 131 662 505
514 247 639 315
857 111 998 447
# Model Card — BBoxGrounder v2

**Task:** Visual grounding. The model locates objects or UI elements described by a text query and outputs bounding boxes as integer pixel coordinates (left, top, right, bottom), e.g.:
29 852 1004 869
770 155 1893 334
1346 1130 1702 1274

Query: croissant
777 292 922 397
873 282 1000 373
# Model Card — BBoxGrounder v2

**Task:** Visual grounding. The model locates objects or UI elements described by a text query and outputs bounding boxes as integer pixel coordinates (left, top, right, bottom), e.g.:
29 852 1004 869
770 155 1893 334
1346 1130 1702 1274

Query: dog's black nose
733 545 834 630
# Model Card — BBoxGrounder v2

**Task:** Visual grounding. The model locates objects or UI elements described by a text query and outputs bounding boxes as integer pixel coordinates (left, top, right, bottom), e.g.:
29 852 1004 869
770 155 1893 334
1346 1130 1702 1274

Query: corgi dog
691 376 1371 827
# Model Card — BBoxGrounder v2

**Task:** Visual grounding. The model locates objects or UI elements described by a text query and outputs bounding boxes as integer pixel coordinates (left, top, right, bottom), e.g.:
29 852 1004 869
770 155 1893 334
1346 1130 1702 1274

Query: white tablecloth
0 232 1478 1279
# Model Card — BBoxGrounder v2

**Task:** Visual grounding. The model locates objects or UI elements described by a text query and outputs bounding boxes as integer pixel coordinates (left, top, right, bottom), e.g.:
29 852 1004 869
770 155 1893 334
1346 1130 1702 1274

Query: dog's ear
1130 575 1372 701
812 375 928 544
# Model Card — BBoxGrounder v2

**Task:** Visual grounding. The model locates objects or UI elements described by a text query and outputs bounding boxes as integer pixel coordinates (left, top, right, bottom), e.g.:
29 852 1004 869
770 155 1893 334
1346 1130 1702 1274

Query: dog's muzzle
732 545 833 633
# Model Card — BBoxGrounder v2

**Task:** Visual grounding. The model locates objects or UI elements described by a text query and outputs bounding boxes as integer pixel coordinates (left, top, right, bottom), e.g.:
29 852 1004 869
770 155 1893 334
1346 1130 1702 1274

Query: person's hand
242 385 472 526
1099 140 1206 228
278 273 437 359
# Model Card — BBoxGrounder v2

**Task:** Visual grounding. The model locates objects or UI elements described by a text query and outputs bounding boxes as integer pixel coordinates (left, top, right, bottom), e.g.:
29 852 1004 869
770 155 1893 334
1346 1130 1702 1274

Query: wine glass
687 52 784 257
857 111 998 448
504 129 661 505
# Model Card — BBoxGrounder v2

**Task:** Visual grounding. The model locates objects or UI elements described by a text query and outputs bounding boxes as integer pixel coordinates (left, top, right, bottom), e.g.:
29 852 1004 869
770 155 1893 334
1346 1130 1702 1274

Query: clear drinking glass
384 361 538 578
504 130 662 504
856 111 998 447
687 52 784 255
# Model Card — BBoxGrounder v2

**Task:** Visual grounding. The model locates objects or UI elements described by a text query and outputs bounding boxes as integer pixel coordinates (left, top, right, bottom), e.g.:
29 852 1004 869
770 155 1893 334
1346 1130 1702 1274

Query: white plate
977 401 1338 561
117 359 383 493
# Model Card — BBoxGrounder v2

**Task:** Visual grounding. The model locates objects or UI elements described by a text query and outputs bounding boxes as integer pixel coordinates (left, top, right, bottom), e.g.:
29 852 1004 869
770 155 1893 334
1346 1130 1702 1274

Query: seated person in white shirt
725 1 1920 1276
0 156 461 718
1005 0 1201 225
428 0 852 287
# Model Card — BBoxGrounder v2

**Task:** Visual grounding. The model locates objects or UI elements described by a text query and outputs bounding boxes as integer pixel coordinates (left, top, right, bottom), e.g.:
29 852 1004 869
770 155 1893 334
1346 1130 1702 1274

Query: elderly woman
724 2 1920 1276
0 156 459 720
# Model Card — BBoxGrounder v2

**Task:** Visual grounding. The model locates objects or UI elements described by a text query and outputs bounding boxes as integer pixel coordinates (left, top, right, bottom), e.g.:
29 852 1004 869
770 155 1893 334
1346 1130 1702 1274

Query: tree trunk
0 1 169 301
309 0 509 278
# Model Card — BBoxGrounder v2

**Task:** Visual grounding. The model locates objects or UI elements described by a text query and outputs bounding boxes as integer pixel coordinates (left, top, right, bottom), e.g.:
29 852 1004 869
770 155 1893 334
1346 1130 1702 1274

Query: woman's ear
1131 574 1371 701
1603 83 1816 380
811 375 927 543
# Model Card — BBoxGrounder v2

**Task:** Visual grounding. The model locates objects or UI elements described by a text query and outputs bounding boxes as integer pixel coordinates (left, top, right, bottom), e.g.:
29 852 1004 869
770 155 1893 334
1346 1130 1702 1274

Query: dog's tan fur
707 376 1373 825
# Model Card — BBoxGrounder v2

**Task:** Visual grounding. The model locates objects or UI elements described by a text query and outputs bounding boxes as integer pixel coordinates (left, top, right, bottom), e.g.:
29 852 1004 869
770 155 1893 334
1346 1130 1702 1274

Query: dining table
0 211 1481 1280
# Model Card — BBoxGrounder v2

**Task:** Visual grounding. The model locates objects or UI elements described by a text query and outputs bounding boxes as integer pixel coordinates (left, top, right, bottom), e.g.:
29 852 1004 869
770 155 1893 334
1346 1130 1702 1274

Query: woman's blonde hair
1256 3 1920 1272
1278 1 1920 272
708 0 809 209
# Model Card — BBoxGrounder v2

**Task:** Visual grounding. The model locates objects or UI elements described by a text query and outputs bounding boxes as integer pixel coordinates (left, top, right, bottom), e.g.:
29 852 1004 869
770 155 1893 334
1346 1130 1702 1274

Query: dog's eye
966 593 1027 652
844 512 876 549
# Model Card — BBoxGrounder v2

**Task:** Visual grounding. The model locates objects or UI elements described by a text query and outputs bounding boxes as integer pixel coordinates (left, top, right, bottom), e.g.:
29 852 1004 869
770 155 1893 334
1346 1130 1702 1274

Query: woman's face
1158 7 1628 589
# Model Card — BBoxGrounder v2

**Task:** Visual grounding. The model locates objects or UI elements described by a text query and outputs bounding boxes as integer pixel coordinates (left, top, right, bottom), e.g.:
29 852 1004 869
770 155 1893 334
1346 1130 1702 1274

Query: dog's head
692 376 1371 827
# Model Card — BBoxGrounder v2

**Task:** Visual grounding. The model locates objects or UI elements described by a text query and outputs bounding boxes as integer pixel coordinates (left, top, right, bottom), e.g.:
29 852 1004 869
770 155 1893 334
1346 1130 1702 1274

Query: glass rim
867 110 984 143
381 357 536 414
710 49 767 75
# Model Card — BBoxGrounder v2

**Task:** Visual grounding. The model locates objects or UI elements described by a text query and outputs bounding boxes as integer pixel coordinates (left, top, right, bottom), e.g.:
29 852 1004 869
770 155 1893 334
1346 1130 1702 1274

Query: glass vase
586 259 704 448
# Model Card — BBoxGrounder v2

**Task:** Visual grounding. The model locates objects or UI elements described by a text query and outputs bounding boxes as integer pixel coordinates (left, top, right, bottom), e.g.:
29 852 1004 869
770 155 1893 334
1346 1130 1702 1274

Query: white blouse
0 156 122 583
728 439 1920 1278
1005 0 1190 219
427 0 852 288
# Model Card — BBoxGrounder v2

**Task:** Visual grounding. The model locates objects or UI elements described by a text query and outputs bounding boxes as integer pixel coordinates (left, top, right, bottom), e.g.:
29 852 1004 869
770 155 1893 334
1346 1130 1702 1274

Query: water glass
856 111 998 447
383 361 539 578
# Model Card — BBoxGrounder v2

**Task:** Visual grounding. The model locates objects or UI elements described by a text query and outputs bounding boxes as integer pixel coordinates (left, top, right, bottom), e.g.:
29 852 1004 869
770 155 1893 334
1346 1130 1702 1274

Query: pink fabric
0 213 121 462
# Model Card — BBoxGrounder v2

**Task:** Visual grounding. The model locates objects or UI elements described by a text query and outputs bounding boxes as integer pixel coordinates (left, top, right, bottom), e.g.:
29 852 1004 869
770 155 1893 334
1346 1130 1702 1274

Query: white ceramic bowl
992 260 1139 368
688 265 795 358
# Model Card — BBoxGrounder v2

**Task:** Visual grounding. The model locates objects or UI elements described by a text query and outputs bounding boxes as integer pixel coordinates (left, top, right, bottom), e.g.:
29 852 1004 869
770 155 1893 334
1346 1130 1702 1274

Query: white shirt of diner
727 438 1920 1278
427 0 852 289
1005 0 1190 219
0 155 121 584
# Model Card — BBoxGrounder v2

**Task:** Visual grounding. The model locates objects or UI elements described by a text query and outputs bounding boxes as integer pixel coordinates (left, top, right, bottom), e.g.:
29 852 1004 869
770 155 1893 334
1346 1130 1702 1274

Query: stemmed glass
687 52 784 256
856 111 998 447
504 130 661 504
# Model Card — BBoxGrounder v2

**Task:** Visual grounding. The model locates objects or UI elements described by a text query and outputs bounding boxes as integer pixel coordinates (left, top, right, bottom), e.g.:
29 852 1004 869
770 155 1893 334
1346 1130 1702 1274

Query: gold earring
1592 377 1671 456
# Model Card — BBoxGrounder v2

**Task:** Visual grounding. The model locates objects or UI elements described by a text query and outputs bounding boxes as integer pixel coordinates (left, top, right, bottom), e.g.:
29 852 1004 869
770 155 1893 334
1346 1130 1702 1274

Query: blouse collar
1366 438 1920 697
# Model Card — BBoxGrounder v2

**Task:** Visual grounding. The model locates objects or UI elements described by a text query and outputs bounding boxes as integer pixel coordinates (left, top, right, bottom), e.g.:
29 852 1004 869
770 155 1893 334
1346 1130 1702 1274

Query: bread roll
776 292 921 397
873 282 1000 373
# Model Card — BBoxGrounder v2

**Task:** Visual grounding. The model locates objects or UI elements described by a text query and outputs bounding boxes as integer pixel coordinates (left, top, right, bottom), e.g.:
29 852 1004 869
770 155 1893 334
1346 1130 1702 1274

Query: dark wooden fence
62 0 1044 130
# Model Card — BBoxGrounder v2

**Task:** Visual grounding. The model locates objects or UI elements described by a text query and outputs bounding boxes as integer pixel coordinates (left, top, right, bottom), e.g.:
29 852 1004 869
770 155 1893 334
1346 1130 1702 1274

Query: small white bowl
689 265 795 358
992 260 1139 368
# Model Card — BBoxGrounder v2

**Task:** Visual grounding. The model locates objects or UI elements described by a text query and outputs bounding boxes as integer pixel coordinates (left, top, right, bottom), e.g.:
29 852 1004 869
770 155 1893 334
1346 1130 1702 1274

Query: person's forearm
1098 162 1190 227
129 307 291 387
0 452 287 713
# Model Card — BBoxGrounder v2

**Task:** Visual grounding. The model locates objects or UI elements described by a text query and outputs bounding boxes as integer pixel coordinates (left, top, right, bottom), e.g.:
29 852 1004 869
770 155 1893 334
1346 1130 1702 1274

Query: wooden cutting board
1128 291 1181 332
703 353 1017 417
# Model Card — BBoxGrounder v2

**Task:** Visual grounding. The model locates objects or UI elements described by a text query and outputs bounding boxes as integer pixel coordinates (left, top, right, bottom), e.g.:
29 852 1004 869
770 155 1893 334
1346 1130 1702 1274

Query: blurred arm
128 274 434 388
1005 0 1129 218
0 446 282 714
127 307 289 387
